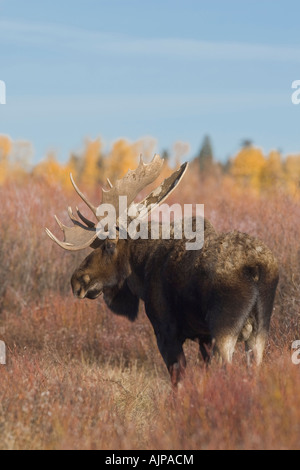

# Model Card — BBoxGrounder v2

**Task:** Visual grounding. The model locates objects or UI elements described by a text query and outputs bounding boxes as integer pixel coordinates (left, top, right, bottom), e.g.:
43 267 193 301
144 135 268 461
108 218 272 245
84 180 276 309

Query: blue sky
0 0 300 163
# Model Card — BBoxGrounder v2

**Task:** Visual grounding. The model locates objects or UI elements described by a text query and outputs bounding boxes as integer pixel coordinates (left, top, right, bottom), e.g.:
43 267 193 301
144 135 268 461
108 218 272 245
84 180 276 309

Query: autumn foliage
0 133 300 449
1 133 300 198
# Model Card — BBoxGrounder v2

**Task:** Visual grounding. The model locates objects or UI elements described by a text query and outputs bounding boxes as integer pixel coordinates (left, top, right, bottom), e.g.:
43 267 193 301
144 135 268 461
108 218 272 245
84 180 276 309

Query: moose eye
83 274 91 284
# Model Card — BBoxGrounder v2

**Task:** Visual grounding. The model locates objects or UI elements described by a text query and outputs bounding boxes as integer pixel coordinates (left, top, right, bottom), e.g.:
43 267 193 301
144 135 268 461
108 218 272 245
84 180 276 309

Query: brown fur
71 217 279 385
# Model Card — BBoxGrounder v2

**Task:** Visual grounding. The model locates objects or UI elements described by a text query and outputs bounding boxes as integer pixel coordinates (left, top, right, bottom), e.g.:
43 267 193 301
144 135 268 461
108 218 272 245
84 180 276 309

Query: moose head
46 155 188 300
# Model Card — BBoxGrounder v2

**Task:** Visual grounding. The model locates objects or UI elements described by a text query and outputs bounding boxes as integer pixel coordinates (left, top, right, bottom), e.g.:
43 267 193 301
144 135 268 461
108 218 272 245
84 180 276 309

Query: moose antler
45 155 188 251
69 154 163 221
45 207 98 251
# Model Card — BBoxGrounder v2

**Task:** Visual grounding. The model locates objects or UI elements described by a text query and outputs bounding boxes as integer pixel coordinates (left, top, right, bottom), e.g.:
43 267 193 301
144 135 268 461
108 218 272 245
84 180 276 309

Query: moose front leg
169 352 187 387
145 309 187 386
144 285 186 387
155 332 186 387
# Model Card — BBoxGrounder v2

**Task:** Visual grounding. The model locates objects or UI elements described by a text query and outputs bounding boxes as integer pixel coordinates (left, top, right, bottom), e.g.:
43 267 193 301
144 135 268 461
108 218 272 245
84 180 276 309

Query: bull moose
46 156 279 385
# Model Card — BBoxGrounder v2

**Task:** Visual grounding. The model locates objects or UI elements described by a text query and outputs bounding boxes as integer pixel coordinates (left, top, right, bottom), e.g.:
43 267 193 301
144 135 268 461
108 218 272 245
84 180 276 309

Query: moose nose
76 288 86 299
72 283 86 299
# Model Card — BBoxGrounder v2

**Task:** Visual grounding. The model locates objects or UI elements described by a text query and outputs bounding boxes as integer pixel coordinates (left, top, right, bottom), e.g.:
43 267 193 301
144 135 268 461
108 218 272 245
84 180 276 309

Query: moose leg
245 312 270 366
208 304 243 364
147 316 186 385
198 336 213 363
156 332 186 387
169 353 187 387
208 283 259 365
245 332 267 366
213 334 238 364
244 286 277 366
199 343 210 363
144 287 187 386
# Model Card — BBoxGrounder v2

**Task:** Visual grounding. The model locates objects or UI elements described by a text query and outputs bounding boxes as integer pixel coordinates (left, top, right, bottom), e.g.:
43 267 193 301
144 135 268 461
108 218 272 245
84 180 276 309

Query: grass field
0 172 300 450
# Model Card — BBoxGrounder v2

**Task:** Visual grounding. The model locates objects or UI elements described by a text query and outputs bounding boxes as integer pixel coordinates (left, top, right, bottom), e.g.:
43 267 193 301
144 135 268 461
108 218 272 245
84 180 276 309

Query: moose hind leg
208 294 256 365
245 330 268 366
213 334 238 364
245 285 277 366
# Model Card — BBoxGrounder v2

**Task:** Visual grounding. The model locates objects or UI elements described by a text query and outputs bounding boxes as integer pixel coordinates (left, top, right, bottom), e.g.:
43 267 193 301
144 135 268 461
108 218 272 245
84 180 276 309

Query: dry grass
0 173 300 450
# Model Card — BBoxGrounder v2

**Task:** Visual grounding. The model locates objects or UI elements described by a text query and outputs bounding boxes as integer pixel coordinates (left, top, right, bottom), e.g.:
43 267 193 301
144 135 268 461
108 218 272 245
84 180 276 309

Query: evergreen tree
241 139 253 149
197 135 214 171
161 149 170 161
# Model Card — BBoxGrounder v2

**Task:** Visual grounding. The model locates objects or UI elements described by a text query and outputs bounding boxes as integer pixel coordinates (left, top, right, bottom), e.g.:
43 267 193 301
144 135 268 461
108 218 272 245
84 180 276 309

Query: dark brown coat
71 217 279 385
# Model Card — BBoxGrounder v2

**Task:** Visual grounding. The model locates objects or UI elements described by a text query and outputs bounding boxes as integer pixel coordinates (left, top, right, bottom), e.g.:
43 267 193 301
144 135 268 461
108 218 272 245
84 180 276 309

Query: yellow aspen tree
284 154 300 196
106 139 138 182
33 152 71 188
261 150 284 191
80 138 102 187
231 146 266 191
0 135 12 184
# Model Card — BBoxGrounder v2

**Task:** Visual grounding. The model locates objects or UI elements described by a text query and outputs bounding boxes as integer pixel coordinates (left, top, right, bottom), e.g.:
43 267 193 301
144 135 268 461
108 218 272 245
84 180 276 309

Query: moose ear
103 239 117 256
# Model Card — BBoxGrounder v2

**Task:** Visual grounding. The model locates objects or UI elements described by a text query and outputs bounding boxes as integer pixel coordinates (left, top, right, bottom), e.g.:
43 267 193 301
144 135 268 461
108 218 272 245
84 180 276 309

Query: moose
46 155 279 386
